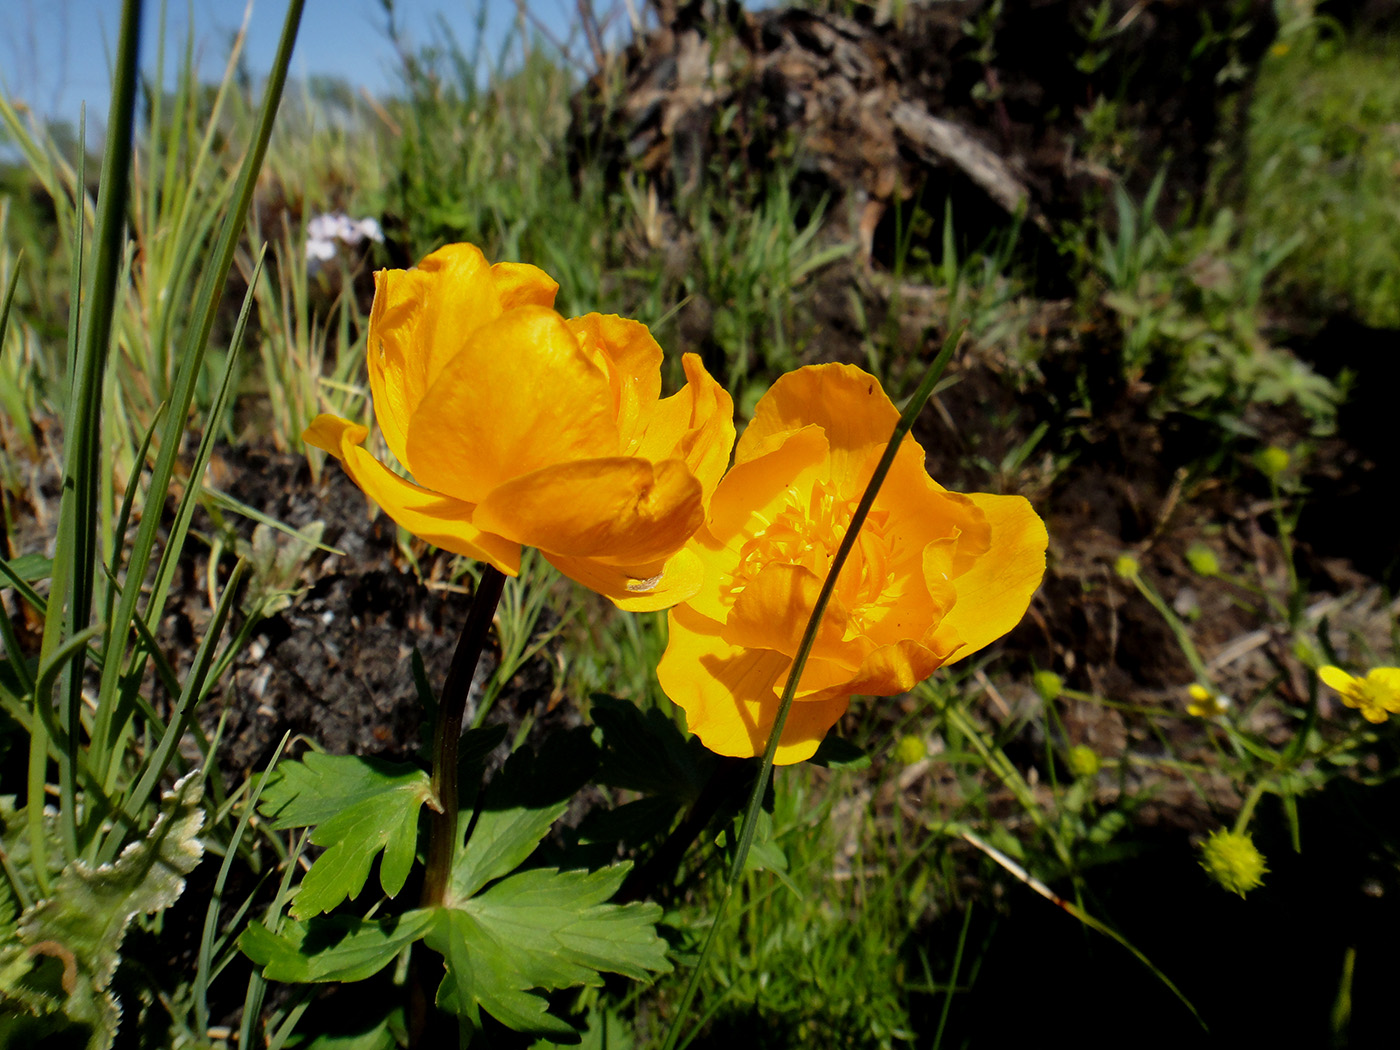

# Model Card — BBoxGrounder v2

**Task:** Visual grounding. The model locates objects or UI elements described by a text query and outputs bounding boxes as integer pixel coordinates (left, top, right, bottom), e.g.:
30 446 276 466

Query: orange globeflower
305 243 734 610
657 363 1048 764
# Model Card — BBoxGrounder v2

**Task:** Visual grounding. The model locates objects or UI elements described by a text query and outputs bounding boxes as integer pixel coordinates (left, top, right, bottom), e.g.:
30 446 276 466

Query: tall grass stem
663 325 965 1050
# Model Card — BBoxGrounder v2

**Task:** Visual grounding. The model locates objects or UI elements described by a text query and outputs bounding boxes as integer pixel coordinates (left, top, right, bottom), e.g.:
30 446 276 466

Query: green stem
1131 572 1210 682
662 326 964 1050
1268 476 1300 620
420 566 507 910
1233 778 1270 835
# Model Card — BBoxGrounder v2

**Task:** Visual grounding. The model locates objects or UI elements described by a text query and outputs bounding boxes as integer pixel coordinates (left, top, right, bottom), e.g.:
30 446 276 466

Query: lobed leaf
429 863 670 1036
591 694 713 804
239 910 434 984
258 754 432 919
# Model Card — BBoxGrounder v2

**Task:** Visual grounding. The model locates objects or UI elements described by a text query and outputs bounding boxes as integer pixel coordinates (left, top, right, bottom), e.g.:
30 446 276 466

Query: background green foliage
1 0 1398 1047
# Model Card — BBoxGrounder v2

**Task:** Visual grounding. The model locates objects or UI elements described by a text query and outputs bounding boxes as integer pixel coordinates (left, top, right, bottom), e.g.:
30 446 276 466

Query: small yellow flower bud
1033 670 1063 703
1067 745 1101 778
895 735 927 765
1114 553 1140 579
1256 446 1290 479
1199 828 1268 897
1185 542 1220 577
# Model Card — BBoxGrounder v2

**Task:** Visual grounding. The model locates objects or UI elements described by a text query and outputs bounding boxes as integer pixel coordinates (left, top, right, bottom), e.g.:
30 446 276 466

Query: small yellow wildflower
1186 683 1231 718
1255 445 1290 479
1032 670 1063 703
1113 552 1140 579
1067 745 1101 778
1184 542 1220 577
1319 665 1400 724
895 735 927 765
1199 828 1268 897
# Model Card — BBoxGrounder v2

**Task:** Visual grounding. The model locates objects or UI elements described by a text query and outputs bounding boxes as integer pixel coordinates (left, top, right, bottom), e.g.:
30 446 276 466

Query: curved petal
544 546 703 611
365 264 434 468
685 425 829 622
1318 665 1359 698
720 562 866 668
634 354 736 504
405 306 619 503
659 605 850 765
367 245 508 473
685 526 743 625
490 261 559 310
707 426 829 548
303 414 521 574
475 456 702 563
567 314 663 452
939 492 1048 664
842 637 950 697
739 363 901 478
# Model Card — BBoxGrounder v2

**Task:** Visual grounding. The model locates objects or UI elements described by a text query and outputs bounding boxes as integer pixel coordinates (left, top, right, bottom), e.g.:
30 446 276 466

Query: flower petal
303 414 520 574
568 314 663 453
843 637 952 697
545 546 703 612
367 244 504 470
634 354 736 504
739 363 903 483
720 562 865 668
1319 665 1359 699
474 457 702 563
659 605 850 765
939 493 1048 664
490 261 559 310
686 426 830 623
405 306 619 504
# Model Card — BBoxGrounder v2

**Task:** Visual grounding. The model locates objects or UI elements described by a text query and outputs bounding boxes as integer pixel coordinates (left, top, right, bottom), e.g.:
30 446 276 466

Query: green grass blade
91 247 266 793
194 731 292 1035
100 560 247 864
101 402 167 634
663 327 964 1050
28 0 142 879
91 1 305 786
0 249 21 349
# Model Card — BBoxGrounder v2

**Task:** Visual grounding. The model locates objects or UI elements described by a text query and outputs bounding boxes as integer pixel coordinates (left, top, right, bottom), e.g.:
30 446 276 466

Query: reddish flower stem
420 564 508 909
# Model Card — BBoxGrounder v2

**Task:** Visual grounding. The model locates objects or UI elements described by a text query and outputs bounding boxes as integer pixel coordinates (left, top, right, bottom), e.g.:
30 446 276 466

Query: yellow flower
1319 665 1400 723
1186 683 1231 719
1067 745 1101 778
305 244 734 610
1199 828 1267 897
1256 445 1290 479
657 363 1048 764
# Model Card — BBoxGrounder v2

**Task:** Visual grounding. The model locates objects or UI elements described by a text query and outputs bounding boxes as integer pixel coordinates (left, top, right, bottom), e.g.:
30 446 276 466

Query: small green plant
0 4 306 1046
683 170 852 408
1245 29 1400 326
1098 175 1339 435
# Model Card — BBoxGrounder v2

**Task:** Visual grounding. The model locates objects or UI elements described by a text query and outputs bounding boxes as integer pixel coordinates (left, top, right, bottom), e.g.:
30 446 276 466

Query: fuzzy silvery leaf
3 771 204 1050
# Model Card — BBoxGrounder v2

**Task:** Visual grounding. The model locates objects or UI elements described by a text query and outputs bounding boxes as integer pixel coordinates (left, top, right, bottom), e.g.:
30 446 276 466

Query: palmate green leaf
2 771 204 1049
258 753 432 919
239 910 434 984
448 739 595 901
591 695 713 806
429 863 670 1037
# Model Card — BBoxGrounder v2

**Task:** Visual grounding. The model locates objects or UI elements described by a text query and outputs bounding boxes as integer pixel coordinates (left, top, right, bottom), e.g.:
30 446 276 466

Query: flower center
728 480 895 629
